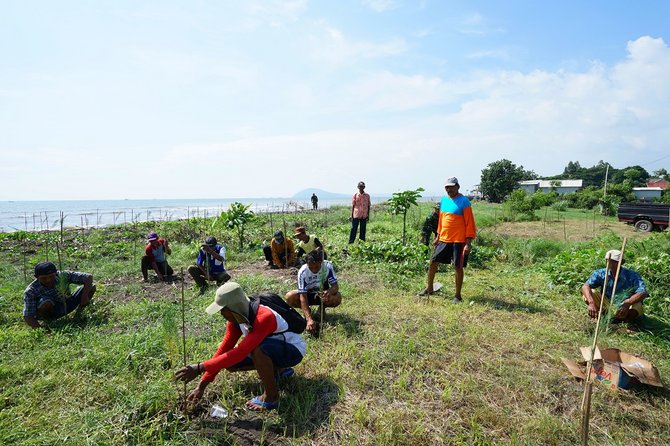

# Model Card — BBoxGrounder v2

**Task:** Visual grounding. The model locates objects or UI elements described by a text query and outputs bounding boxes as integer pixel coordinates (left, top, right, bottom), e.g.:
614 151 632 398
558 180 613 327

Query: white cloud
458 12 505 35
309 22 408 65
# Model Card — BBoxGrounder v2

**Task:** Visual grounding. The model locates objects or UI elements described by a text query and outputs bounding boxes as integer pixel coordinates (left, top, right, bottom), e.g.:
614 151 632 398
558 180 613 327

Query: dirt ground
486 219 650 242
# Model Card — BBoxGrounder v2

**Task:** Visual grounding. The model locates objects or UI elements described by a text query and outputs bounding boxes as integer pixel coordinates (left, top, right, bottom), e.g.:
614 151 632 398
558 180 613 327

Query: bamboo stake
579 237 627 445
180 268 188 401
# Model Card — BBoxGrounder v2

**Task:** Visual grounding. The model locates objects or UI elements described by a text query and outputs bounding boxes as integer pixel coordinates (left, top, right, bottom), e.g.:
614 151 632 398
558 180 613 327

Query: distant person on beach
23 261 96 329
141 231 173 281
285 250 342 335
349 181 371 243
419 177 477 303
188 236 231 293
262 230 296 269
311 193 318 210
174 282 306 411
294 226 326 264
581 249 648 324
420 203 440 246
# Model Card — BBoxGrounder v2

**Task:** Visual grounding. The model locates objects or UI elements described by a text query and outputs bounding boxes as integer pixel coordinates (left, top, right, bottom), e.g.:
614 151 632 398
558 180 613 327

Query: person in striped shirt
419 177 477 303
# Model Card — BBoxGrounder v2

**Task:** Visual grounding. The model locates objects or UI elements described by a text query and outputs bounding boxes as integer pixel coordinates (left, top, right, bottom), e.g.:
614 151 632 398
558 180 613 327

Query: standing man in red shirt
349 181 371 243
419 177 476 302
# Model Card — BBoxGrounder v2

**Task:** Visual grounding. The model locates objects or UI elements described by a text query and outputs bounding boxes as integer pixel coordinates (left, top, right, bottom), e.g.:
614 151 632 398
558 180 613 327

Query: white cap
445 177 459 187
604 250 622 262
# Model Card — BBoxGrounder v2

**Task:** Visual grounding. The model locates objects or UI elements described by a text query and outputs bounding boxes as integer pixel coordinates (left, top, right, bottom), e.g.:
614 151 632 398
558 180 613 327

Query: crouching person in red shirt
175 282 306 411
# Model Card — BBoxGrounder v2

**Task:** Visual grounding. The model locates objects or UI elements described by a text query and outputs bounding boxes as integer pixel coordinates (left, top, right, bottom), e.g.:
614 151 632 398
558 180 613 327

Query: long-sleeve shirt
437 194 476 243
201 305 306 382
270 238 295 266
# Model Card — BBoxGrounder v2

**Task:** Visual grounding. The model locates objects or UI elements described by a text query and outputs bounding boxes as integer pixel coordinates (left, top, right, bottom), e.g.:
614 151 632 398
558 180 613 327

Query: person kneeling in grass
285 250 342 335
23 261 96 329
581 249 648 326
175 282 306 411
187 236 231 293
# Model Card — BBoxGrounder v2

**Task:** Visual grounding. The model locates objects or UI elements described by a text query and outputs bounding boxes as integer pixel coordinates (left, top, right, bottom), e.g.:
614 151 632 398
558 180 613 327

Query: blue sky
1 0 669 200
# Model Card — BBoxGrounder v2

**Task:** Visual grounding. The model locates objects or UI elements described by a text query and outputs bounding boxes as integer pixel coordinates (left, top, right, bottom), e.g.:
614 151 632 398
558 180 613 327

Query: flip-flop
246 396 279 412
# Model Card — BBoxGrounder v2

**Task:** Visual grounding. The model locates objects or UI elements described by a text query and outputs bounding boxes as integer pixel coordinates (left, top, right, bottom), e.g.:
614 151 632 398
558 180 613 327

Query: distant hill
292 188 351 200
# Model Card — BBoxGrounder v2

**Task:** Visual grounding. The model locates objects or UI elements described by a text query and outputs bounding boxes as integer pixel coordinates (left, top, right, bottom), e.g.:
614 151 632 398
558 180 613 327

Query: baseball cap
605 250 622 262
34 261 57 276
147 231 159 241
274 230 284 242
445 177 459 187
205 282 250 322
205 236 217 246
294 226 306 236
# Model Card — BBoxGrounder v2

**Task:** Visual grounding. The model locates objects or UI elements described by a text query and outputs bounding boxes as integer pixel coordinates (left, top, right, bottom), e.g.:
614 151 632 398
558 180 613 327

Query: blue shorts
37 286 85 320
432 242 468 268
230 337 304 370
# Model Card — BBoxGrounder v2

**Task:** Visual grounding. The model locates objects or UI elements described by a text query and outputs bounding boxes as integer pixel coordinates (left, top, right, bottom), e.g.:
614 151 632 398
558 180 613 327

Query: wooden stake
579 237 627 445
180 268 188 401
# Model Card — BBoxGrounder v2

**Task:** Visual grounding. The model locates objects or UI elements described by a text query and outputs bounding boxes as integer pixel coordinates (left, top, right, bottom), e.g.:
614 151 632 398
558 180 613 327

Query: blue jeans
349 218 367 243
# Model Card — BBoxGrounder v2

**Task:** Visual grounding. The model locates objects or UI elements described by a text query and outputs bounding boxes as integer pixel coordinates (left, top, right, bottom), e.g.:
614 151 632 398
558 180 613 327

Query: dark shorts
37 286 85 320
432 242 468 268
230 337 304 370
303 284 330 305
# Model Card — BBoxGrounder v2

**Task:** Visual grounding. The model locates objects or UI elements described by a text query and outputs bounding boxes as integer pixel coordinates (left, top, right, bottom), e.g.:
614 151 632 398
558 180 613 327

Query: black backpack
248 292 307 335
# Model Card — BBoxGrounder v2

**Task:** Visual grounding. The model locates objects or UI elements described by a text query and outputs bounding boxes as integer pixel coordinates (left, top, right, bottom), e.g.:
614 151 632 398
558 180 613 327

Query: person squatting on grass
285 250 342 335
187 236 231 293
581 249 648 325
294 226 326 265
141 231 173 282
23 261 96 329
175 282 306 412
349 181 371 243
419 177 477 303
262 230 296 269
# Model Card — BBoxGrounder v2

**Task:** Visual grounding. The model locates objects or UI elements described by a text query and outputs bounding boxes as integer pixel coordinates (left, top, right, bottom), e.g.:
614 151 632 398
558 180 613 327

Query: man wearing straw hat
174 282 306 411
581 249 648 323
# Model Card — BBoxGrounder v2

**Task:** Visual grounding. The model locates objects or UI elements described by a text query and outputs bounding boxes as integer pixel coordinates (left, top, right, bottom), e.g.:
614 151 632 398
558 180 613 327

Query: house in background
632 187 663 201
518 179 583 195
647 178 669 189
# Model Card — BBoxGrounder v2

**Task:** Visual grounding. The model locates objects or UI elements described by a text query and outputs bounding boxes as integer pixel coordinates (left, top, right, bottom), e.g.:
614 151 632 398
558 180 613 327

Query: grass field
1 202 668 445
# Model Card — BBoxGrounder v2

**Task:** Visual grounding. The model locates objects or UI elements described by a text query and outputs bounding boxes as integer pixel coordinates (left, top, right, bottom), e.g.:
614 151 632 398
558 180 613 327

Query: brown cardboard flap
561 358 586 380
580 346 602 362
619 352 664 387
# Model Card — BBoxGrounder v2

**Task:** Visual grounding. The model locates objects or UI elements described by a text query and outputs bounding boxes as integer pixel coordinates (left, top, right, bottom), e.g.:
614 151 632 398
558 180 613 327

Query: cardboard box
561 346 663 390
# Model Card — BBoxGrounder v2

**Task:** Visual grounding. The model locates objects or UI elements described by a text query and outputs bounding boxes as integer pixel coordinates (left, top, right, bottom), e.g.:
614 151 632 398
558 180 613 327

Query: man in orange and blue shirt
419 177 477 303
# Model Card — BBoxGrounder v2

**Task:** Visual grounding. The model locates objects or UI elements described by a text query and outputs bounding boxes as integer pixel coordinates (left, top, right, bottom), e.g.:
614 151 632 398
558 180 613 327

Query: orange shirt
436 194 476 243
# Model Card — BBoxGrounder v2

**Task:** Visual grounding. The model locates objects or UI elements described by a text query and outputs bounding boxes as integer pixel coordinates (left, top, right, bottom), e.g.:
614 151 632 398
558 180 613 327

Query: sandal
246 396 279 412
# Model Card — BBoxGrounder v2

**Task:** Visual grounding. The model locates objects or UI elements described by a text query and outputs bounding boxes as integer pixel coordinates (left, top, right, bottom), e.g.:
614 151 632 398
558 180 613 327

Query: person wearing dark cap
187 236 231 292
419 177 477 303
174 282 306 411
262 230 296 269
23 261 96 329
141 231 173 282
581 249 648 324
294 226 326 264
349 181 371 243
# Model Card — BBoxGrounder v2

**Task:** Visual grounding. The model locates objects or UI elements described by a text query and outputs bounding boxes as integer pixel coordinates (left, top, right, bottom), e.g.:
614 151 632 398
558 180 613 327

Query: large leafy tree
387 187 424 245
480 159 535 203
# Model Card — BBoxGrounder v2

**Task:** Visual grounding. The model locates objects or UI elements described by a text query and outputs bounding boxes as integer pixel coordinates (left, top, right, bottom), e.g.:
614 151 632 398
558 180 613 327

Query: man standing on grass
187 236 231 293
175 282 306 411
23 261 96 329
419 177 477 303
311 193 318 210
285 250 342 335
141 231 173 282
581 249 648 325
349 181 371 243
